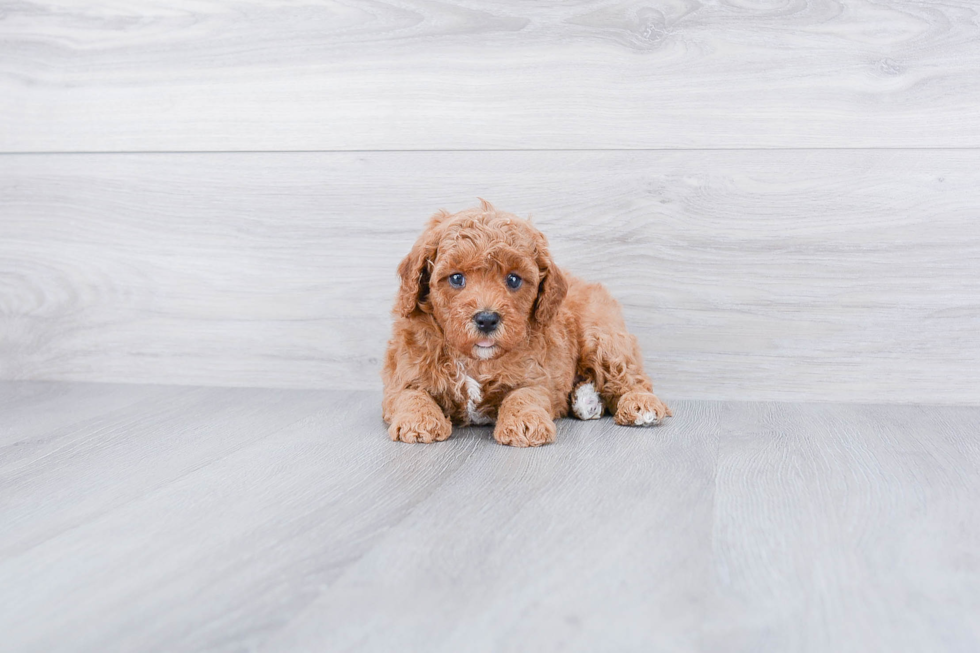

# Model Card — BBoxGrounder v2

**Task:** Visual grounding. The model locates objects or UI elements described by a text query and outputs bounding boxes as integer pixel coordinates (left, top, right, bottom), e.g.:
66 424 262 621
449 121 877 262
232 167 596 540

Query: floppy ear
533 243 568 325
394 222 442 318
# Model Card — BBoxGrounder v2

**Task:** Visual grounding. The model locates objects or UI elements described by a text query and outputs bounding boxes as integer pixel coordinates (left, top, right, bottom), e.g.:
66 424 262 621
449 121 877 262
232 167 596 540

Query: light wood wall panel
2 0 979 152
2 150 977 404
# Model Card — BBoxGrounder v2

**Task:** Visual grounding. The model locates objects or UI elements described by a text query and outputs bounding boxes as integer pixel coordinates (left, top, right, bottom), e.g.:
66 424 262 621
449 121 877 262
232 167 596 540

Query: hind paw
614 391 671 427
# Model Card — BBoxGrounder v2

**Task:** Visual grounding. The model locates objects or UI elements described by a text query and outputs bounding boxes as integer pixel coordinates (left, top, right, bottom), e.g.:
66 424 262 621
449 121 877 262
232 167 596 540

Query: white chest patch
572 382 603 420
464 375 495 425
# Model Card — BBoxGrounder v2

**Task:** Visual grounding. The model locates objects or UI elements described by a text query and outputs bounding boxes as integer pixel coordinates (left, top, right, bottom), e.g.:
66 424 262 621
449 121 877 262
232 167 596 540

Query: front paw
494 409 556 447
614 390 672 427
388 409 452 444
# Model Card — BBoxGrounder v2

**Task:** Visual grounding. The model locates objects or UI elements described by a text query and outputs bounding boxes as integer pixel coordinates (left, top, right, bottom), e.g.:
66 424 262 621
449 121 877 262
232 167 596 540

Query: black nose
473 311 501 334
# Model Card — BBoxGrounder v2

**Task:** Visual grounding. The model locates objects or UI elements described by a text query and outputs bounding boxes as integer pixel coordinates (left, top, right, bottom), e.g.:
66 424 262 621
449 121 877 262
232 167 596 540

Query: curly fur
382 201 671 447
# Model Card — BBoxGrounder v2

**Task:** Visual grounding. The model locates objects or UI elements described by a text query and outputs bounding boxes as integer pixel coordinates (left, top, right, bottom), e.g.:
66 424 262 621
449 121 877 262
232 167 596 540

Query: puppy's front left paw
494 409 556 447
614 390 672 427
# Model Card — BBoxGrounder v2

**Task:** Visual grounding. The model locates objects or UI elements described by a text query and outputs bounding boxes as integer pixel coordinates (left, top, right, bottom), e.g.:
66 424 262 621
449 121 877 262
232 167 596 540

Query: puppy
382 200 671 447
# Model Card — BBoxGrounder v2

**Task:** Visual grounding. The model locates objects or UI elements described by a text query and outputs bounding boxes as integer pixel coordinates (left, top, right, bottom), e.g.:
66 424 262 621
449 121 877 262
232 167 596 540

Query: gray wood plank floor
2 1 979 151
1 382 977 652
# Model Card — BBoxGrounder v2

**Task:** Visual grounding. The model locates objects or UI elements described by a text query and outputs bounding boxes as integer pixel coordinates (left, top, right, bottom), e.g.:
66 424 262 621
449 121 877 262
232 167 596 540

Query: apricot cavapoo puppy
383 200 671 447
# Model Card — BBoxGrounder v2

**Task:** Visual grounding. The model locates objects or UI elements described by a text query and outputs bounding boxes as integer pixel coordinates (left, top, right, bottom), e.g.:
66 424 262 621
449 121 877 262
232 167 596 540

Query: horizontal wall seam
3 147 980 156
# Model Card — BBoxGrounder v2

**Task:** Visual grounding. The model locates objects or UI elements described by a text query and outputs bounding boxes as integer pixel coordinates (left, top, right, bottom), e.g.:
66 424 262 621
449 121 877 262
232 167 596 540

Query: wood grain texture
3 149 978 404
2 0 980 151
1 382 978 651
705 402 980 651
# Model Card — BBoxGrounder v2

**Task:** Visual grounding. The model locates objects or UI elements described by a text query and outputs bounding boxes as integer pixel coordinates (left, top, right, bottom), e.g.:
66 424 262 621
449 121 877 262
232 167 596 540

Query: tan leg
494 386 557 447
573 283 671 427
385 389 452 443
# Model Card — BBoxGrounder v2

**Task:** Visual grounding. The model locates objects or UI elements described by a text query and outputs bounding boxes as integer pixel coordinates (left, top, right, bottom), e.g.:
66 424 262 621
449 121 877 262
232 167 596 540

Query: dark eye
506 273 523 290
448 273 465 289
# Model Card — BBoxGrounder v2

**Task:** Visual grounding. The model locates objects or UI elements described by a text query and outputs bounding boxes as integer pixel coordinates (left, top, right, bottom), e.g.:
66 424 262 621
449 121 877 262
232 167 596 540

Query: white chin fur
474 345 497 360
572 383 603 420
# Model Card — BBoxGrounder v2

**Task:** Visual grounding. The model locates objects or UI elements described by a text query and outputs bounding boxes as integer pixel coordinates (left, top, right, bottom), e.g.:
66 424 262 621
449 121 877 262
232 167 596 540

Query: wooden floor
2 382 978 652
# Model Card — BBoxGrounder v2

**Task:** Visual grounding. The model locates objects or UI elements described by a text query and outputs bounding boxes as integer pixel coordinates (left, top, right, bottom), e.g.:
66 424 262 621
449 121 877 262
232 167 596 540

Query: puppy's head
395 200 567 360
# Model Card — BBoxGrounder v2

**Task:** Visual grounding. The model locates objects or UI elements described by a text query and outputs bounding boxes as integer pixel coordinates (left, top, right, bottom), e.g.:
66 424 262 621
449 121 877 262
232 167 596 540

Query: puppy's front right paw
388 410 452 444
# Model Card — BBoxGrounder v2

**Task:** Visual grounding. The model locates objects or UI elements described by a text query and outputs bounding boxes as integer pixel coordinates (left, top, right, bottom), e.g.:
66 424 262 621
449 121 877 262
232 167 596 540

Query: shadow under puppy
383 201 671 447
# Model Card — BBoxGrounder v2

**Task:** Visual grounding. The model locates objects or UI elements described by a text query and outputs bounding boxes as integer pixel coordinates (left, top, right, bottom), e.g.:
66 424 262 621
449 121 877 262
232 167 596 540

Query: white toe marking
572 383 603 420
464 375 494 425
634 411 660 426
